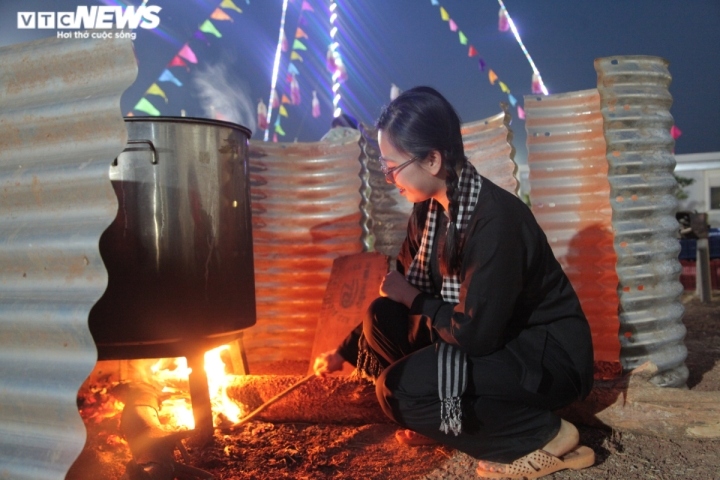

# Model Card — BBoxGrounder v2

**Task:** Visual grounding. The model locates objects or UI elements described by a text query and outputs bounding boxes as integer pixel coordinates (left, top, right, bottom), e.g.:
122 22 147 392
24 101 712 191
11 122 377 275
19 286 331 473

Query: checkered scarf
405 161 482 436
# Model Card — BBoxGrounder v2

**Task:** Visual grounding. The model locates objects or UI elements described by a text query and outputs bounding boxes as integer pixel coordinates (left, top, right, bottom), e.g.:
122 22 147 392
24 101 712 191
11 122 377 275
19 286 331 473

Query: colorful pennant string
430 0 547 121
131 1 243 118
263 0 331 141
496 0 548 95
264 0 290 141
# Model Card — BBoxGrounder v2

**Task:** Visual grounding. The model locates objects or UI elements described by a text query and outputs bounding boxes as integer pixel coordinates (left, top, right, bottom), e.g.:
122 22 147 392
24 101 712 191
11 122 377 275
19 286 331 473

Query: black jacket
400 177 594 398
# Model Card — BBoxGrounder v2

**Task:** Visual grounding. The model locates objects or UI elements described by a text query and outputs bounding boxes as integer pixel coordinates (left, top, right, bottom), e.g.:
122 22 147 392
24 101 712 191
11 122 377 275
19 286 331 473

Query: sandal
394 429 439 446
476 445 595 479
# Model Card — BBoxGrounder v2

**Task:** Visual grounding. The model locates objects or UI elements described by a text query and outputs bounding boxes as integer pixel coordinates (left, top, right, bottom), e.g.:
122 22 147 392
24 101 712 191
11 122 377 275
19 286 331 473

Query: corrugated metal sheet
362 110 519 258
525 89 621 367
596 55 687 387
462 107 519 196
359 123 410 257
245 134 364 365
0 35 137 479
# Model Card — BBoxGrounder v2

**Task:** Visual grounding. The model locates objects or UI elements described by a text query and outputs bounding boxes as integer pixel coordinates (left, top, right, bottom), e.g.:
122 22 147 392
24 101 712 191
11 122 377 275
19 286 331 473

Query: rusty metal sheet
245 134 364 365
0 36 137 478
596 55 687 387
525 88 621 368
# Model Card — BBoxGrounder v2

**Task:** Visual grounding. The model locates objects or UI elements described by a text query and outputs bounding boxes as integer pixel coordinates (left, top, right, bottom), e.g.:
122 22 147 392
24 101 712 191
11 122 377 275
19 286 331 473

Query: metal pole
696 238 712 303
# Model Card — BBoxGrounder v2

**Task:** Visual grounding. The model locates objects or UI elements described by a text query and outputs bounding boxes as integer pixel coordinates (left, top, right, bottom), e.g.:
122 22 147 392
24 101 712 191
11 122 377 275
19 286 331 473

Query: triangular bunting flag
291 51 303 61
296 27 308 39
468 45 478 57
282 94 291 104
478 57 486 71
517 105 525 120
449 19 457 32
211 8 233 21
133 98 160 116
279 105 289 117
301 0 314 11
168 56 188 69
507 94 517 107
431 0 439 5
288 63 300 76
499 81 510 93
146 83 168 103
458 31 467 45
221 0 243 13
194 31 209 44
178 44 197 63
200 20 222 38
158 69 182 87
488 69 498 85
440 7 449 21
293 39 307 51
275 121 286 136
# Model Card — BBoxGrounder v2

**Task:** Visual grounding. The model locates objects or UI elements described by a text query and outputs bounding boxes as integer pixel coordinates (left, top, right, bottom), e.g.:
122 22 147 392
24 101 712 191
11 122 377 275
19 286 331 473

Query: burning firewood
111 382 216 480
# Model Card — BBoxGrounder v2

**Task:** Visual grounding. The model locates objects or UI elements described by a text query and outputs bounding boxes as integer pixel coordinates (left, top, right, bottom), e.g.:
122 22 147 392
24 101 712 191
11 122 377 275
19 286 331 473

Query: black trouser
364 297 581 463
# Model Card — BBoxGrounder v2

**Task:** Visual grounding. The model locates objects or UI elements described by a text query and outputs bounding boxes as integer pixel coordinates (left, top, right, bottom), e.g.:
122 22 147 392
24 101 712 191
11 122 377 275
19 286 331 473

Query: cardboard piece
308 252 390 376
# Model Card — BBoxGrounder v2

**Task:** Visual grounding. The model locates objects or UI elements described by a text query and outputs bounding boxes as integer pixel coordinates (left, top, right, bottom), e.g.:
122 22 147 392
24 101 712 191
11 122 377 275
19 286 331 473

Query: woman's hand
313 349 345 377
379 270 420 308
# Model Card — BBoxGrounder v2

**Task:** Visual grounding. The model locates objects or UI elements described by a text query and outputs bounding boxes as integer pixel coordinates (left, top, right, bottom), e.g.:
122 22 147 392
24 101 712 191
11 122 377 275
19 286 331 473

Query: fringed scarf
405 161 482 436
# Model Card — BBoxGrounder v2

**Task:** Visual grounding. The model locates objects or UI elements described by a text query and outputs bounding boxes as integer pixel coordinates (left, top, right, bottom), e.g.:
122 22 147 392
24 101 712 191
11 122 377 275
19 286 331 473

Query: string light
328 0 342 118
264 0 290 141
496 0 548 95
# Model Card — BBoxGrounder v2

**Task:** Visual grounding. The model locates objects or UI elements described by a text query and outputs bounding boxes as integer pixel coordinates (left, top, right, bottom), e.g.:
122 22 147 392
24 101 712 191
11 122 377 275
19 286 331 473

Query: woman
314 86 595 479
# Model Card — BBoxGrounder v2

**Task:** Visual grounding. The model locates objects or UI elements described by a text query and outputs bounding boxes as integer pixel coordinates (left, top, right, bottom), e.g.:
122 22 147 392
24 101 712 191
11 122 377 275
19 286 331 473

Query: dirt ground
69 291 720 480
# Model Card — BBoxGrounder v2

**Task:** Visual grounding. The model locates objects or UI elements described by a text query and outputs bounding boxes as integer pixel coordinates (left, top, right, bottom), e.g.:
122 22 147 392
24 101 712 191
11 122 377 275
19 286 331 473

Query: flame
148 345 244 430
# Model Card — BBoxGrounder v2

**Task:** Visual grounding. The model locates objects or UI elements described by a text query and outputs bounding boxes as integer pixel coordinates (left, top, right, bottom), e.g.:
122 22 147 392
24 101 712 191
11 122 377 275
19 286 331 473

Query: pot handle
113 139 158 166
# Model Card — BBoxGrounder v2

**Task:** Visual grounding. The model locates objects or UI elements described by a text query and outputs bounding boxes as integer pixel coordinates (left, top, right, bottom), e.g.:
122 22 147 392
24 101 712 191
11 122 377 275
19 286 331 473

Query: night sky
1 0 719 163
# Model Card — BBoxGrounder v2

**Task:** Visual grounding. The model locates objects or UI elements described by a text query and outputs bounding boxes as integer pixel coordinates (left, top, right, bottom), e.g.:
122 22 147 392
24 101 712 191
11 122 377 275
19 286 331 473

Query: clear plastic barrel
596 55 686 387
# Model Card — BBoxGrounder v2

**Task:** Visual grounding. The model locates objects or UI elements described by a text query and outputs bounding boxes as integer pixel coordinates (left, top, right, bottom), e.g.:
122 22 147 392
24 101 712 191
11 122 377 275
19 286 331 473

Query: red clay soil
68 292 720 480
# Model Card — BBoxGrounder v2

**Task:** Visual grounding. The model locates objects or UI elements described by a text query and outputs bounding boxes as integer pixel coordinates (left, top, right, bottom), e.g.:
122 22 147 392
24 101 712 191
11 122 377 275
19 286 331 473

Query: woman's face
378 130 445 204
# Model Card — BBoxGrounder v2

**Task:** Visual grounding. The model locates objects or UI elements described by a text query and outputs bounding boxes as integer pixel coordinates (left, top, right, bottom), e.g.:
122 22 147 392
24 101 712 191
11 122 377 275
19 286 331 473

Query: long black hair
375 86 468 276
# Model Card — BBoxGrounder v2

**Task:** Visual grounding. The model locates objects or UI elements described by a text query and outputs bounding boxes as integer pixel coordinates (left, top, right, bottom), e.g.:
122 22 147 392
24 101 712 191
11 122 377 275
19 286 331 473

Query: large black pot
89 117 256 360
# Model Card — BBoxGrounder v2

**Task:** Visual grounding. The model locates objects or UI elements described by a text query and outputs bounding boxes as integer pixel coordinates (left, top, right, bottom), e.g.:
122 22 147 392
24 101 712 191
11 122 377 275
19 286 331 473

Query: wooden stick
228 374 316 429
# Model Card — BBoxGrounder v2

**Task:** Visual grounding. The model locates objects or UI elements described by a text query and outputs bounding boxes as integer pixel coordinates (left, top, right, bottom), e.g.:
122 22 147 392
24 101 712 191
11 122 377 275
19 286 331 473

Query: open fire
81 345 245 433
72 344 247 479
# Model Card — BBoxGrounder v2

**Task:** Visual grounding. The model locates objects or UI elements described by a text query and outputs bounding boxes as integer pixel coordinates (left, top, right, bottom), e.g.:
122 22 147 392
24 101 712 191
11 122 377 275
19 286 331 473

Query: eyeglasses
379 155 420 184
